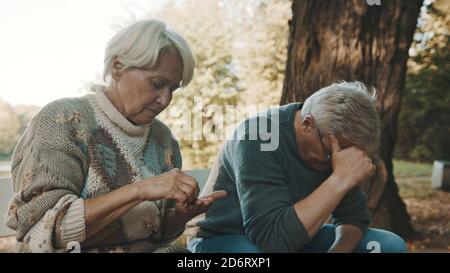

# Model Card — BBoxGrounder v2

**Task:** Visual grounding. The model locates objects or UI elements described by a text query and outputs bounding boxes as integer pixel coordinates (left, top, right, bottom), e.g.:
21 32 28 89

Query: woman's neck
104 87 136 125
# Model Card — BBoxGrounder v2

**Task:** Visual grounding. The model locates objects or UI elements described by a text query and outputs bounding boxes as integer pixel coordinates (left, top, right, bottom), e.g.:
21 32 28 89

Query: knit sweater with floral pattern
6 87 184 253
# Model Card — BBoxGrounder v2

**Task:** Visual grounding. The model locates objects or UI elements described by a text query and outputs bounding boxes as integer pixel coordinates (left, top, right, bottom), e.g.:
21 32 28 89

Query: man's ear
301 115 314 132
111 56 124 81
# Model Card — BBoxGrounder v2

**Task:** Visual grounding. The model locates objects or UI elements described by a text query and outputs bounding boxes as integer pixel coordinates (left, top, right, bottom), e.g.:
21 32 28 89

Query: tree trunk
281 0 423 239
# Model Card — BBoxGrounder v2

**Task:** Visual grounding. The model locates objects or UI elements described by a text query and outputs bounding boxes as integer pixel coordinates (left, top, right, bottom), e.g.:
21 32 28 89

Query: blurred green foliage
395 0 450 163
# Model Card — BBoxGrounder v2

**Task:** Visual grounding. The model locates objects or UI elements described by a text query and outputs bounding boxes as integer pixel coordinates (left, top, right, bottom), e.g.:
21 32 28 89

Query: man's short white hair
103 19 195 87
301 81 380 157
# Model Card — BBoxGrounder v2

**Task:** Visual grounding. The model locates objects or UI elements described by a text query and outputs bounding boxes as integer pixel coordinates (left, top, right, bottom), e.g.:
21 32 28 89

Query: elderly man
187 81 407 253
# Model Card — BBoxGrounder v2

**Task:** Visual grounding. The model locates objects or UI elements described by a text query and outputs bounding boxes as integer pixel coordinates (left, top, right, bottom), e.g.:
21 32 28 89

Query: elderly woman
6 19 226 253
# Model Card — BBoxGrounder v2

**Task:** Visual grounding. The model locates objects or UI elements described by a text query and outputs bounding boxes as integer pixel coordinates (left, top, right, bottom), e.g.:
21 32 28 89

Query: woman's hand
175 190 228 222
137 168 200 205
160 190 227 240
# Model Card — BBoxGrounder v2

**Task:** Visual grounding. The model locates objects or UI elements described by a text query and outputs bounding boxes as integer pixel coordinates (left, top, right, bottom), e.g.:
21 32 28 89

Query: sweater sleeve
6 99 88 252
331 187 372 234
230 138 311 253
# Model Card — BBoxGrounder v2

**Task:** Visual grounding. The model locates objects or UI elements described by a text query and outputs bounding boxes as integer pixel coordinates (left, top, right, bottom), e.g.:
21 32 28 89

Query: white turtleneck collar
94 86 148 136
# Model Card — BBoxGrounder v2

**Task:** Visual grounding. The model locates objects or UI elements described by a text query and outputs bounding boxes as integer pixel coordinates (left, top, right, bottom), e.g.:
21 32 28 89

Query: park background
0 0 449 252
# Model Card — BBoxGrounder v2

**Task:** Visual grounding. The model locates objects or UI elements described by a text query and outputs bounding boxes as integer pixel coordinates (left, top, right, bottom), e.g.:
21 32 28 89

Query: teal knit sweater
189 102 371 253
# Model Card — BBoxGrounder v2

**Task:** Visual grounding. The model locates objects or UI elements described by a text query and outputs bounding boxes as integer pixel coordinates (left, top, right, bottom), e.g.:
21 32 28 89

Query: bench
0 177 15 237
432 160 450 191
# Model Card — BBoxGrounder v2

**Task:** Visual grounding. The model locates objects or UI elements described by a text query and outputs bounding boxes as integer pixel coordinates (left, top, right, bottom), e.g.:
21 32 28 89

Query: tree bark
281 0 423 239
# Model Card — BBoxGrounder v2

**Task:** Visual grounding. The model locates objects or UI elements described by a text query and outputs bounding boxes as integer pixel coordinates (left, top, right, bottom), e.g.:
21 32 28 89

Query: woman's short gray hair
301 81 380 157
103 19 195 87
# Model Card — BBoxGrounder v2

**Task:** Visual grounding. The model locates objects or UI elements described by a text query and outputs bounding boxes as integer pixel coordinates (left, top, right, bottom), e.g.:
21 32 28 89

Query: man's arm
234 134 374 252
293 174 348 237
293 135 375 239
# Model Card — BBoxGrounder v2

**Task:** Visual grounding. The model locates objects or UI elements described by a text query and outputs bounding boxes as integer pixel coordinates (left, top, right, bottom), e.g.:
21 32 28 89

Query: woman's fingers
171 189 189 204
183 191 228 217
201 190 227 201
179 174 200 199
186 198 213 212
187 198 207 209
167 170 199 204
186 190 228 211
176 182 197 204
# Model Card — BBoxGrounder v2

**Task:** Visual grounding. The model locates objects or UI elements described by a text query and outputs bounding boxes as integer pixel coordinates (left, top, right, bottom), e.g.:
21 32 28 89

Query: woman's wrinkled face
114 51 183 125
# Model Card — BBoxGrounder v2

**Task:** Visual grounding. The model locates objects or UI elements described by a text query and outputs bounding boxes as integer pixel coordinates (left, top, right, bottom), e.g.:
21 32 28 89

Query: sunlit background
2 0 446 167
0 0 293 168
0 0 160 106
